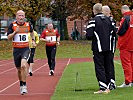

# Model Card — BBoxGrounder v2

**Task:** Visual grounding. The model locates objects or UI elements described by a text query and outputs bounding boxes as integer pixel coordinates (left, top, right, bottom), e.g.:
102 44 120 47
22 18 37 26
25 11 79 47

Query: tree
0 0 132 40
1 0 52 29
50 0 69 40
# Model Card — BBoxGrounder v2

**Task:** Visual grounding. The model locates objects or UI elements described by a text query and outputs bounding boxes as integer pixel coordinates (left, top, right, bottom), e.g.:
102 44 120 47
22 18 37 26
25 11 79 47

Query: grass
51 61 133 100
0 40 120 59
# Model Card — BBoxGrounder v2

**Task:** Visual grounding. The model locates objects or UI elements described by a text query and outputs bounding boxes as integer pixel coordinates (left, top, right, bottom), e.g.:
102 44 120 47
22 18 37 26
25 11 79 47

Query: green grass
0 40 119 59
51 61 133 100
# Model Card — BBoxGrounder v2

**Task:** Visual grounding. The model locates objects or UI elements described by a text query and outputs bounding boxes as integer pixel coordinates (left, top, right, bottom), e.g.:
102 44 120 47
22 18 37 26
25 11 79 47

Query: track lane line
0 59 40 75
0 63 48 93
0 67 16 75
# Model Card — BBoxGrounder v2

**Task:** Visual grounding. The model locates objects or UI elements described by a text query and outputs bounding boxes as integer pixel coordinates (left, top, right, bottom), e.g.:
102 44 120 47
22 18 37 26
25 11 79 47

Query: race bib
46 36 56 42
13 33 28 42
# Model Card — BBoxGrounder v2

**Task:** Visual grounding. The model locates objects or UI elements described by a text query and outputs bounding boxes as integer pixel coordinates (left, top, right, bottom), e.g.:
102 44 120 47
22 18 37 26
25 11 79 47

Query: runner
28 30 39 76
40 23 60 76
7 10 35 95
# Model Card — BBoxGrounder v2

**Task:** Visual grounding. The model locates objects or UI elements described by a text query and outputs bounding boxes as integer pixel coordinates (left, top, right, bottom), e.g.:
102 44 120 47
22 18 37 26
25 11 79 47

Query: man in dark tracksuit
86 3 116 94
102 5 117 90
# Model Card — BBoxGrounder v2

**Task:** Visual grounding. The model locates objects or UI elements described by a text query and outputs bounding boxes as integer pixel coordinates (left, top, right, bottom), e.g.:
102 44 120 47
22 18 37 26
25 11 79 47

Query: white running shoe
49 70 54 76
117 83 131 88
20 86 23 94
20 86 28 95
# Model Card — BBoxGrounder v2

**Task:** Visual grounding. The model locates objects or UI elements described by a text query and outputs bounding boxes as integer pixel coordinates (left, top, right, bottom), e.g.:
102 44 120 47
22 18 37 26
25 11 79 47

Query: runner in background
40 23 60 76
28 30 39 76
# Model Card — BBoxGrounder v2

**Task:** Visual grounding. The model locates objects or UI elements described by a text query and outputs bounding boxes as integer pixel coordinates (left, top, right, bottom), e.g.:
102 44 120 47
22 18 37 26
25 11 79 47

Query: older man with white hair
86 3 116 94
7 10 35 95
117 5 133 88
40 23 60 76
102 5 117 90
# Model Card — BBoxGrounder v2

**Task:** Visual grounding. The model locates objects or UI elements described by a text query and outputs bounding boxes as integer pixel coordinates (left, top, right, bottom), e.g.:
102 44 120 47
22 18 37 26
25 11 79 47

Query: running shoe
49 70 54 76
20 85 28 95
29 72 33 76
117 82 131 88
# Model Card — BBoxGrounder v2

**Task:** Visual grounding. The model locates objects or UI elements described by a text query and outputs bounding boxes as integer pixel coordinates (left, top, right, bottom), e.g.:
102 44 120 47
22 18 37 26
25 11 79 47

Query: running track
0 58 92 100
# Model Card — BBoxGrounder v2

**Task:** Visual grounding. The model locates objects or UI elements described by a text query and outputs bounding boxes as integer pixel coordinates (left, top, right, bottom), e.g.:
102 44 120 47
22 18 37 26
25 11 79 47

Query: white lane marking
0 59 40 75
0 63 48 93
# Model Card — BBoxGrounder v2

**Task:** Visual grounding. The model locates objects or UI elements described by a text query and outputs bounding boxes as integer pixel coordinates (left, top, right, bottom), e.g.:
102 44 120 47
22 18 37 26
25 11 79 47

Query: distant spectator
71 28 76 40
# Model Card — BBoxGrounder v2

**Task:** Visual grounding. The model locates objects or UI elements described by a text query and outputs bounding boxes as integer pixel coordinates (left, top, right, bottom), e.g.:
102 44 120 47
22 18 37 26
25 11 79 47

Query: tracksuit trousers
46 45 56 70
93 51 115 90
120 49 133 84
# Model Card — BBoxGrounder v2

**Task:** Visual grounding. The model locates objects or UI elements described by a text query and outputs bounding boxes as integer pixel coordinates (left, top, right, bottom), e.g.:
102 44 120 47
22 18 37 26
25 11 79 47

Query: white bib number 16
13 34 28 42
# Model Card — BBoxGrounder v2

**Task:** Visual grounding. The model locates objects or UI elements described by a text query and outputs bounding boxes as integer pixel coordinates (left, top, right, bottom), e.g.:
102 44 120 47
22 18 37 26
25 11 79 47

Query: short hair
121 5 130 11
93 3 102 13
16 10 25 15
102 5 111 16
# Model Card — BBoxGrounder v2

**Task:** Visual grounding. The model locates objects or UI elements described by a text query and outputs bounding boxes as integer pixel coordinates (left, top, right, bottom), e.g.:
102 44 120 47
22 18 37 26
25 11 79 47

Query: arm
7 23 18 40
29 23 37 46
117 16 130 36
86 18 95 40
56 30 60 45
29 23 35 40
40 30 49 42
34 31 39 44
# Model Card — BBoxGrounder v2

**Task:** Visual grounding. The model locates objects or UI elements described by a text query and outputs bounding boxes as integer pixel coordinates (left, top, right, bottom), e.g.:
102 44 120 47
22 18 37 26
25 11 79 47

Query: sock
23 82 26 86
20 81 23 86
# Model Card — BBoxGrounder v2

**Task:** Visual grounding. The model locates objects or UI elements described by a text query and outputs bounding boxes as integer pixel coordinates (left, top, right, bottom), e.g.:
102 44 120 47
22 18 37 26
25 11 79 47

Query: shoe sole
94 90 110 94
29 72 33 76
51 72 54 76
21 92 27 95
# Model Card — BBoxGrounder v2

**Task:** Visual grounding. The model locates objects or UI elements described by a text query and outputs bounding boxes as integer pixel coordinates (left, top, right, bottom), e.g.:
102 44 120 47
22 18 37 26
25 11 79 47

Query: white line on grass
67 58 71 66
0 63 47 93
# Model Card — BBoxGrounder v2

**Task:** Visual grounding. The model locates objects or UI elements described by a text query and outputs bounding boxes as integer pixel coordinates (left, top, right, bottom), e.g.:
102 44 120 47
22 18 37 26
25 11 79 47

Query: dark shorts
28 48 35 64
13 47 30 68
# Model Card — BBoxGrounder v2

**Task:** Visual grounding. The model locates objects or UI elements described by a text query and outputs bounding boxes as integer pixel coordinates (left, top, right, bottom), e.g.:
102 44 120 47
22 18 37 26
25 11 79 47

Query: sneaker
29 72 33 76
117 83 131 88
49 70 54 76
94 89 110 94
20 86 23 94
131 83 133 86
20 86 28 95
108 83 116 90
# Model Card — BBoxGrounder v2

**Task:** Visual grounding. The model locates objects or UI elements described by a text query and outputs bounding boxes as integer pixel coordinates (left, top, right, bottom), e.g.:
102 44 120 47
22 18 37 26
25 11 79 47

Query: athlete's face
48 24 53 31
16 10 25 24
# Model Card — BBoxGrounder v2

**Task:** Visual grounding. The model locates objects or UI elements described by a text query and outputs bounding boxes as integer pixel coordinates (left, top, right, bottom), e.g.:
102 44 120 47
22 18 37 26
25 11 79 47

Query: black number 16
19 35 26 41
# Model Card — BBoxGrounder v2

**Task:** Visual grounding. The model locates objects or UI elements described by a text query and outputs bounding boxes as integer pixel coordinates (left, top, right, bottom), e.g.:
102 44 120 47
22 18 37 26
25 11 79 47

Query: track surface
0 58 91 100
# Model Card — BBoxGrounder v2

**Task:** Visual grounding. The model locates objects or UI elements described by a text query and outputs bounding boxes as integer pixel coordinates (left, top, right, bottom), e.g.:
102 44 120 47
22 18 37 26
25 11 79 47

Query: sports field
0 40 132 100
51 61 133 100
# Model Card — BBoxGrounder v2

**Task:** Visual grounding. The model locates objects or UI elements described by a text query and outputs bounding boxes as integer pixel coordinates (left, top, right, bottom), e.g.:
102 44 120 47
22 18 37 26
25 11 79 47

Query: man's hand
57 41 60 45
15 26 19 34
